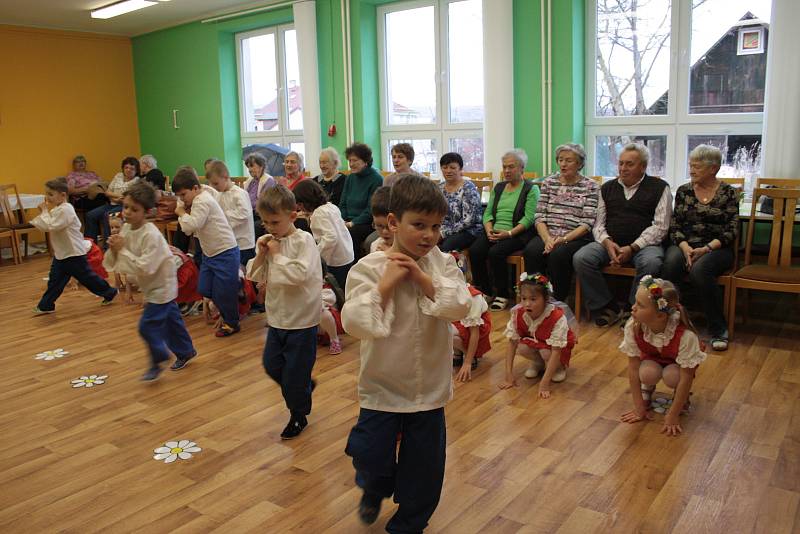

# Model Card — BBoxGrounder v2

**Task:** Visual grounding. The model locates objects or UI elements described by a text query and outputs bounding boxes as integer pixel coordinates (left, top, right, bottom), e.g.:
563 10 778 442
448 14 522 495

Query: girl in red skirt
319 285 345 355
619 275 705 437
500 273 577 399
452 284 492 382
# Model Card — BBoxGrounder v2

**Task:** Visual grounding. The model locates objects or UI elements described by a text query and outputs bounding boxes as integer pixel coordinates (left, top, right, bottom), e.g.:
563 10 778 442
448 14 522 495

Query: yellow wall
0 26 140 194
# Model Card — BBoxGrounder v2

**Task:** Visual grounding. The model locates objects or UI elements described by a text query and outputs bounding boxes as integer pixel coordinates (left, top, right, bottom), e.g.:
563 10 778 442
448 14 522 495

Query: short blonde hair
257 184 296 215
689 144 722 168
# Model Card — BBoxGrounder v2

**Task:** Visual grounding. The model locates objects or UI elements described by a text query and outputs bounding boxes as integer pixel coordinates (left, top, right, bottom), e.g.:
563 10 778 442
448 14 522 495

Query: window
236 25 304 158
378 0 484 172
587 0 771 187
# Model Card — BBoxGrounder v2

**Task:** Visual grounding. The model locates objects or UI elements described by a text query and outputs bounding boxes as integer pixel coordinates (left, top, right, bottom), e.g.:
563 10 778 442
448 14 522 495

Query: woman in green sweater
468 149 540 310
340 142 384 257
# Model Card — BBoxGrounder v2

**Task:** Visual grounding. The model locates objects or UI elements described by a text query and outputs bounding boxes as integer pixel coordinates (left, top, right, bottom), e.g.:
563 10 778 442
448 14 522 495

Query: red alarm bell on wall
327 124 337 137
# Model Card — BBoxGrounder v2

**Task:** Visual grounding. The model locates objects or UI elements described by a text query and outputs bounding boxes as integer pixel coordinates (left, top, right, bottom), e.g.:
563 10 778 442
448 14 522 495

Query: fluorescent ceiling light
91 0 158 19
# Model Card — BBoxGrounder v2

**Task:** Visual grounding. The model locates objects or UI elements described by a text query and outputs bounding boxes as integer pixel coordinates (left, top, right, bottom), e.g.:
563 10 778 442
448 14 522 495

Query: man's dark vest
601 175 667 246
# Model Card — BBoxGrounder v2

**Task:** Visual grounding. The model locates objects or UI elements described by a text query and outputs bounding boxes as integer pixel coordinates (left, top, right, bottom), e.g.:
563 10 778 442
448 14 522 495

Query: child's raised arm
103 230 170 278
342 260 400 340
31 205 71 232
245 235 271 283
404 253 470 322
266 234 319 287
176 197 210 234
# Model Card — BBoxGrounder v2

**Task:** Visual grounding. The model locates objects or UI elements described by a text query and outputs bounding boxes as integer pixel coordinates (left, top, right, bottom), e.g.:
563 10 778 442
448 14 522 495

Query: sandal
489 297 509 311
594 307 623 327
641 384 656 403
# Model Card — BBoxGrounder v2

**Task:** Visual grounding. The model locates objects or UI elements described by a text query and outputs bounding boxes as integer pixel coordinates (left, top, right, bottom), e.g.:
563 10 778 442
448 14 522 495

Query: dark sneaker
32 306 55 315
280 416 308 440
358 491 382 525
453 355 464 368
594 307 623 327
170 351 197 371
471 358 479 370
215 322 241 337
101 288 118 306
141 366 163 381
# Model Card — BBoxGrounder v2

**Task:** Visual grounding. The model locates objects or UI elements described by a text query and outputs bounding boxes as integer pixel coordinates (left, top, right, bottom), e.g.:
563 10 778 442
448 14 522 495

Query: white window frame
235 24 303 150
377 0 484 172
585 0 766 186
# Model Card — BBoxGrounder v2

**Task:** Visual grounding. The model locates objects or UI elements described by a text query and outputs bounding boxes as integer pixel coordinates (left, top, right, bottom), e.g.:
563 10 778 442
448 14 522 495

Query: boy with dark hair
369 186 392 253
32 179 118 314
172 166 242 337
104 182 197 380
342 174 471 532
245 185 323 440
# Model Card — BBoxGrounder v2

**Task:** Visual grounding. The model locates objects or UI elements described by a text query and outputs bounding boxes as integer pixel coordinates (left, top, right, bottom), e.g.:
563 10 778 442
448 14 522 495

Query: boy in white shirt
292 179 354 290
104 182 197 381
32 179 118 314
206 160 256 266
172 166 242 337
341 174 471 532
246 185 323 440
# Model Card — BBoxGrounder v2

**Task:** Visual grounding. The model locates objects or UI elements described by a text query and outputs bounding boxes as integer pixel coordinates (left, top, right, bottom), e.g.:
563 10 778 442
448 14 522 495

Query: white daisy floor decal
153 440 202 463
35 348 69 361
650 397 673 414
71 375 108 388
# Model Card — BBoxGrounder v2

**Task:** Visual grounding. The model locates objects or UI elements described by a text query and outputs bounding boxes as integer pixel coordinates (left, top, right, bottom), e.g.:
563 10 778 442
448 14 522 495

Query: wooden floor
1 254 799 533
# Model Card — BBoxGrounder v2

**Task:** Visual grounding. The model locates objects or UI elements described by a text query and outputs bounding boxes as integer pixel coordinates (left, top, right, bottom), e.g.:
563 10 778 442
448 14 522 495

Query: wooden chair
589 175 603 184
727 188 800 338
523 172 539 180
463 171 492 181
507 253 525 301
755 177 800 189
468 178 494 192
163 176 171 192
0 191 20 265
0 186 41 260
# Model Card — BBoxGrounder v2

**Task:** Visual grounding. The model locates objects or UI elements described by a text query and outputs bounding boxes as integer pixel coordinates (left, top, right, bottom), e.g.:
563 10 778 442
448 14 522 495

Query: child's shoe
280 415 308 440
524 359 544 379
141 366 163 381
329 339 343 355
101 288 118 306
215 322 241 337
170 351 197 371
32 306 54 316
358 491 383 525
453 349 464 368
552 367 567 383
471 358 479 370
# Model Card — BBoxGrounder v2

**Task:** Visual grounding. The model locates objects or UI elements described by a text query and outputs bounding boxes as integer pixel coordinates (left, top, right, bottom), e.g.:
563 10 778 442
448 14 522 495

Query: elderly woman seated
84 156 141 242
468 149 539 311
522 143 599 302
66 155 104 211
283 151 308 191
661 144 739 351
437 152 483 252
384 142 422 186
314 147 347 206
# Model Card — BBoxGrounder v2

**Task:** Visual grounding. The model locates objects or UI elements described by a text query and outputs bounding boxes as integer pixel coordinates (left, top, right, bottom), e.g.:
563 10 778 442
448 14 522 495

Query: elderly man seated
573 143 671 327
140 154 165 190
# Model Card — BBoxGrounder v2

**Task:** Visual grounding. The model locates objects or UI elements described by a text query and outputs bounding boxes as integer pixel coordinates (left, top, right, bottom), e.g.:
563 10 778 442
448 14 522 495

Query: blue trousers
139 301 196 368
263 326 318 416
573 242 664 311
345 407 446 534
198 247 240 327
84 204 122 240
37 255 116 311
326 262 352 291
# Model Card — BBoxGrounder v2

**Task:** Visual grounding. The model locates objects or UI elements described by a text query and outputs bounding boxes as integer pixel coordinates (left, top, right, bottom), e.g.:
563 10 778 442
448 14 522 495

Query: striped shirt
534 174 600 237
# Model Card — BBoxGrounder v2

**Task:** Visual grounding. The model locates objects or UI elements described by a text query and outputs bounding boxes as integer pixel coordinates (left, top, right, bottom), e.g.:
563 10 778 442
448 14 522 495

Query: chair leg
575 278 582 323
728 285 737 340
722 281 730 320
11 234 21 265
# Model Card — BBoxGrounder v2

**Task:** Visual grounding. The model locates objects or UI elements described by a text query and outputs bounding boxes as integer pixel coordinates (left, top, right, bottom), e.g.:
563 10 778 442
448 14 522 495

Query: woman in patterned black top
662 145 739 351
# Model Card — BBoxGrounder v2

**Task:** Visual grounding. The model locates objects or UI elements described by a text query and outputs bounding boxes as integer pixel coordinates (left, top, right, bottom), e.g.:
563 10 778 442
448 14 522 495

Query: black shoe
140 366 163 381
310 379 317 393
471 358 479 370
358 491 382 525
170 351 197 371
594 307 623 327
453 355 464 368
101 288 118 306
280 416 308 440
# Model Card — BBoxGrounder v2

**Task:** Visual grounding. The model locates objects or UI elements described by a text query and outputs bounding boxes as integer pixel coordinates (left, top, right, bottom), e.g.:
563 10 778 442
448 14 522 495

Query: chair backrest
468 178 494 192
231 176 247 188
744 188 800 268
756 178 800 189
589 176 603 184
0 183 26 224
720 177 745 188
523 171 539 179
463 171 492 181
163 176 171 192
380 170 392 178
0 190 17 228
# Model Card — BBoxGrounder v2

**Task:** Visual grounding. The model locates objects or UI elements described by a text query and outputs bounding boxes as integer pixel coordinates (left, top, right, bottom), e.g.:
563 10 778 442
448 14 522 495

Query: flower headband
639 275 673 313
518 272 553 295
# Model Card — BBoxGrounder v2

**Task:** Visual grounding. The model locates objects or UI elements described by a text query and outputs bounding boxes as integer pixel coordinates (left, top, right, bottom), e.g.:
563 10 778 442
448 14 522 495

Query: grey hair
621 143 650 167
140 154 157 169
319 146 341 167
689 144 722 168
555 143 586 170
286 151 305 170
502 148 528 170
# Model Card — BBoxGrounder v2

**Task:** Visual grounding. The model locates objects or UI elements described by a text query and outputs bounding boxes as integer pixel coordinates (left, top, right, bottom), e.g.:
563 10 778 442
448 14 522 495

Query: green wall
132 0 584 176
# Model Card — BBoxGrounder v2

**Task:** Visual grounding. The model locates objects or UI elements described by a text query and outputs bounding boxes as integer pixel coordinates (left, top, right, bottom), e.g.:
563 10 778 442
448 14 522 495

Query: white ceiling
0 0 290 37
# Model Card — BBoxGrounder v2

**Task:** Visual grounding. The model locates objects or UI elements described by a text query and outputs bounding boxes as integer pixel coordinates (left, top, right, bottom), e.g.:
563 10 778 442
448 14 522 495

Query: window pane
449 137 484 171
289 142 306 160
448 0 483 123
386 139 439 174
284 30 303 130
689 1 771 114
594 135 667 179
385 7 437 125
687 134 761 191
595 0 671 116
241 33 279 132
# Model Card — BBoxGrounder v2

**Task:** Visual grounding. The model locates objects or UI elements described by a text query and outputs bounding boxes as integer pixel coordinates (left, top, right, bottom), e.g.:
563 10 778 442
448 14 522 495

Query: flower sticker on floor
71 375 108 388
153 440 202 463
651 397 673 414
35 348 69 361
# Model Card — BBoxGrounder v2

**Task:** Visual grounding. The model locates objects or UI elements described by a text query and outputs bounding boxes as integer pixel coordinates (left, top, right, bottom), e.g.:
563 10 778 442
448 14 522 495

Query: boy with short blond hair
206 160 256 266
